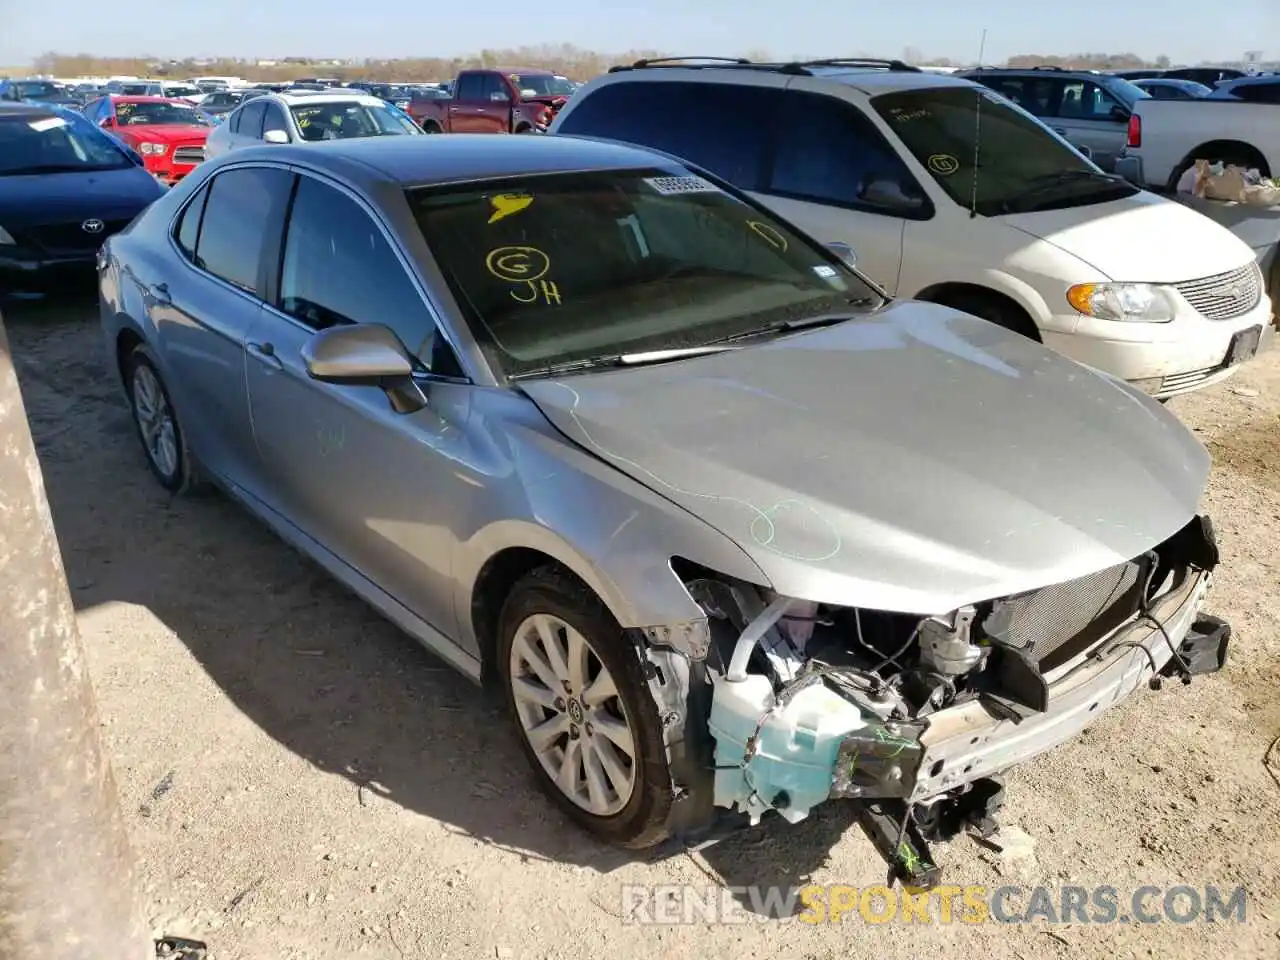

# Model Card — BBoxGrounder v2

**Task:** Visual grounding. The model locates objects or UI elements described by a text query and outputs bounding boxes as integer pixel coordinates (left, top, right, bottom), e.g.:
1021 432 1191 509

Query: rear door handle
247 340 282 370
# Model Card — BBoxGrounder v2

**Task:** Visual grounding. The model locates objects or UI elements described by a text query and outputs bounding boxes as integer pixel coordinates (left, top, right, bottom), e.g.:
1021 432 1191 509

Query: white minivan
551 60 1274 398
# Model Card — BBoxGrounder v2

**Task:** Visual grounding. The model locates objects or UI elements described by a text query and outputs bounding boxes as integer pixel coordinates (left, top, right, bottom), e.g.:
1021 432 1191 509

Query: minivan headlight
1067 282 1176 323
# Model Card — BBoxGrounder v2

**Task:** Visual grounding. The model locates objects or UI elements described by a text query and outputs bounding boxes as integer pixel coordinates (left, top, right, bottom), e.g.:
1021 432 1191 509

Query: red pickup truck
409 68 574 134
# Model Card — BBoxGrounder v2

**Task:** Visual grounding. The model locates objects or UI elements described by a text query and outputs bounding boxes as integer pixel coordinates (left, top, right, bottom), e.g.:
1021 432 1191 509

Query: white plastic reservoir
708 675 870 824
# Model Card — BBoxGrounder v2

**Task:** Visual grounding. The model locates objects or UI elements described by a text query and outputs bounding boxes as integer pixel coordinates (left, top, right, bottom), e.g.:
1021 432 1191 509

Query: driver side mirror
302 324 427 414
99 117 113 128
825 241 858 268
263 129 289 144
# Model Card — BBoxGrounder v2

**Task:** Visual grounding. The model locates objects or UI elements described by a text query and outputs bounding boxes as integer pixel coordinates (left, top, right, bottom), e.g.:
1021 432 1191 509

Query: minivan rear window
871 87 1137 216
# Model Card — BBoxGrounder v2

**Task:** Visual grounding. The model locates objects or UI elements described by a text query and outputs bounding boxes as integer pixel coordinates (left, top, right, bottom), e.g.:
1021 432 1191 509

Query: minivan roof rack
609 55 922 76
779 58 922 73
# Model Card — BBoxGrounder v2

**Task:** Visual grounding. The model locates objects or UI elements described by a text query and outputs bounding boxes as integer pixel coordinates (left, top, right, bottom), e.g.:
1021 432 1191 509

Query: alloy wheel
131 364 179 479
508 613 638 816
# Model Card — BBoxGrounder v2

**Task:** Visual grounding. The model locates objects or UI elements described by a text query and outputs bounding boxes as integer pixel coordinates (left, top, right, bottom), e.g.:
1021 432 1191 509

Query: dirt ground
5 295 1279 960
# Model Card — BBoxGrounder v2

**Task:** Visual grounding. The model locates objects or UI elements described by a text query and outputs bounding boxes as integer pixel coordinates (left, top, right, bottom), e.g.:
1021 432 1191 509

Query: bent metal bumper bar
908 568 1216 802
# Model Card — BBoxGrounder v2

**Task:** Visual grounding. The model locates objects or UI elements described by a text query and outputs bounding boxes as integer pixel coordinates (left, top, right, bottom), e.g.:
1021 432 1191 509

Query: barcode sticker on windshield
28 116 68 132
643 175 721 195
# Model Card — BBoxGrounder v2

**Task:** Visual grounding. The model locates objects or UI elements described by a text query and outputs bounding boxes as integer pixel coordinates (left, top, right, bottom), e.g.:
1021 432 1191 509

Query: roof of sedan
228 134 681 186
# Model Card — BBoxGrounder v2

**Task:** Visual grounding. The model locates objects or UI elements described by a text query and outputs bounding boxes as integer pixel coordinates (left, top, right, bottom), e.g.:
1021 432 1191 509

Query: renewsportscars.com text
620 883 1248 925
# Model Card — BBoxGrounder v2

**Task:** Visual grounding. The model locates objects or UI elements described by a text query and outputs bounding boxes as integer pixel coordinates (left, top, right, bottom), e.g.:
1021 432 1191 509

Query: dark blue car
0 101 165 297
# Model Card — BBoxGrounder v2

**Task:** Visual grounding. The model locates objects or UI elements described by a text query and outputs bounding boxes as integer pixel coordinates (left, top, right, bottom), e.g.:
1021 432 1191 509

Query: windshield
114 100 209 126
15 81 62 99
872 87 1138 217
165 85 200 98
511 74 575 96
290 100 420 139
407 168 880 378
0 113 133 175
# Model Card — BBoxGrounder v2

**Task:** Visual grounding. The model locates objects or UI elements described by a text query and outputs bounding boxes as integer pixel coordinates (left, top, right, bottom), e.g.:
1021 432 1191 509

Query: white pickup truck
1116 98 1279 192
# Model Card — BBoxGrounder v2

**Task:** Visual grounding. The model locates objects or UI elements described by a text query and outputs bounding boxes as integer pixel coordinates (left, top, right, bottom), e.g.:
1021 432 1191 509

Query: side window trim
264 169 472 382
762 89 934 221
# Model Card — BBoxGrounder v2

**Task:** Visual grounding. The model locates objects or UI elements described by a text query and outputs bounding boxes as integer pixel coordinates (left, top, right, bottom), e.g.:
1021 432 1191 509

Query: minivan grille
1174 262 1263 321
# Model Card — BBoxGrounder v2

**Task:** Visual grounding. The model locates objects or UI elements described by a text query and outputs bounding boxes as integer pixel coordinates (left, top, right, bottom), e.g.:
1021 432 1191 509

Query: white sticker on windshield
642 175 721 195
812 265 837 278
28 116 68 132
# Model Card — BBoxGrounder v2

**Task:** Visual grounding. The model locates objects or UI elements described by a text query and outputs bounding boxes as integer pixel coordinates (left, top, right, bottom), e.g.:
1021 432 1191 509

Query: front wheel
420 121 441 134
497 567 672 848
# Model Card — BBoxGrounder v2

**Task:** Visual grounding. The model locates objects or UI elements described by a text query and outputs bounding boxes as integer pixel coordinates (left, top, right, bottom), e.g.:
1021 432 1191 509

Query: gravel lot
5 294 1279 960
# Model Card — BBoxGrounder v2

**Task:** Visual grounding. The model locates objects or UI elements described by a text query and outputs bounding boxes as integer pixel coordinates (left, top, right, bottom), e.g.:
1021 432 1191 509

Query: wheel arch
914 279 1046 341
1170 140 1271 189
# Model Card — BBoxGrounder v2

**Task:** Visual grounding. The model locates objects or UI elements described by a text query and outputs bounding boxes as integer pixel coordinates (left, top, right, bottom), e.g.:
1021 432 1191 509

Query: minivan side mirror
302 324 426 413
825 241 857 268
263 129 289 144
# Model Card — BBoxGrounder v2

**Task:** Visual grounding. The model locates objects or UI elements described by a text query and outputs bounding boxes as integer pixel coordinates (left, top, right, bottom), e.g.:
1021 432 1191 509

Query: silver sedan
99 134 1228 878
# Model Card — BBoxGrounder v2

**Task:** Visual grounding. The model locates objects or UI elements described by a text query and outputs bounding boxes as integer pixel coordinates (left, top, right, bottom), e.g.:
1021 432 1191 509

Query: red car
81 95 213 185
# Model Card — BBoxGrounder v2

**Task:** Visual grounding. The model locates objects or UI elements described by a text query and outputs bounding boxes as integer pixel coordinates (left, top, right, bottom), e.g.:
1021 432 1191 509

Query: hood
116 124 211 143
520 301 1209 614
999 190 1255 283
0 166 163 228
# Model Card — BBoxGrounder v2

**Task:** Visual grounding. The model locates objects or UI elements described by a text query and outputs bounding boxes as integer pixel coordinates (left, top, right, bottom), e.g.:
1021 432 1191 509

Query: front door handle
247 340 282 370
148 281 170 304
1052 127 1068 135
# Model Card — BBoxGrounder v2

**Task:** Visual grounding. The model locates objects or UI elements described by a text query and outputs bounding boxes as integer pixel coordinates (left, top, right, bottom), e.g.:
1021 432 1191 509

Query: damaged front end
649 514 1228 886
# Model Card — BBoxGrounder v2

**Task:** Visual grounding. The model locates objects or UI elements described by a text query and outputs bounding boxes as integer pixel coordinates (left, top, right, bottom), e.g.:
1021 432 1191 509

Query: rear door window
455 73 485 100
236 101 267 138
192 166 294 292
556 81 781 190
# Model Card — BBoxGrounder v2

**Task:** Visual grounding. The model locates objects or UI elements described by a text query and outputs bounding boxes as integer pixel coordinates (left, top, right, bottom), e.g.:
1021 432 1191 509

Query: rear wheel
124 344 205 494
497 567 671 848
421 121 441 133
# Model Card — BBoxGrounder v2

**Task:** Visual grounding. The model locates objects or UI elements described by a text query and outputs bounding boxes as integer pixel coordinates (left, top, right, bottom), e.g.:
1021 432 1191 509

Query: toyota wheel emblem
81 219 105 234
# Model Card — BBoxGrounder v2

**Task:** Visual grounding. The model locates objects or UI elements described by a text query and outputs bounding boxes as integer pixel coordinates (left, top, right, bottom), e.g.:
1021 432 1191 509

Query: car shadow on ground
6 294 860 914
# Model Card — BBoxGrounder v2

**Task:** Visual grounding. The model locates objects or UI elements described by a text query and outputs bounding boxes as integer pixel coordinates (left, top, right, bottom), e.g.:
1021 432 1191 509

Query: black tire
514 124 534 134
933 290 1041 341
496 566 672 848
421 121 441 134
123 344 206 495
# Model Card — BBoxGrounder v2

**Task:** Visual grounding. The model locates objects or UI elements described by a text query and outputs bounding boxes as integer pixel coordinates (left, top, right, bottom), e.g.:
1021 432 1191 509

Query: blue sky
2 0 1274 67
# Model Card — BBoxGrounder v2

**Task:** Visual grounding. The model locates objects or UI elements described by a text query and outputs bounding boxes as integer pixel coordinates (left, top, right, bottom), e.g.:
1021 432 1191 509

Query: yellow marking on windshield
508 279 562 305
488 193 534 224
928 154 960 176
747 221 788 252
486 245 550 283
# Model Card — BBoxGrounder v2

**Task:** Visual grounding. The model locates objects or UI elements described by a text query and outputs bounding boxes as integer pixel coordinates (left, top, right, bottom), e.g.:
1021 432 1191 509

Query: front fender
453 416 772 649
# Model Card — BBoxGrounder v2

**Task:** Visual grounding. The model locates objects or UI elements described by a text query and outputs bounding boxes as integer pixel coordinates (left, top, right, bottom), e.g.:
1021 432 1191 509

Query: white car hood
1000 191 1255 283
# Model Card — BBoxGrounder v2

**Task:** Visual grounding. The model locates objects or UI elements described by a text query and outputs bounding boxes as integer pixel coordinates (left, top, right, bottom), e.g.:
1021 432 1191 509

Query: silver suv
958 66 1150 170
